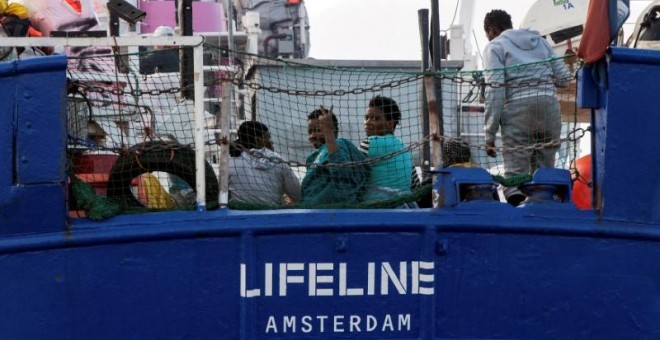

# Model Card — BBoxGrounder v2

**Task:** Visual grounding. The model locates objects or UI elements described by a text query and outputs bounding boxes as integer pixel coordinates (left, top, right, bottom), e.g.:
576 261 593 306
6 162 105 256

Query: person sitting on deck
442 139 475 168
412 138 475 208
228 121 301 206
301 106 368 206
359 95 414 205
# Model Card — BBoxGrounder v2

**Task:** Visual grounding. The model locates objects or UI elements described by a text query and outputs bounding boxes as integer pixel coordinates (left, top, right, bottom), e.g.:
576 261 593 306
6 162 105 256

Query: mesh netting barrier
65 44 584 218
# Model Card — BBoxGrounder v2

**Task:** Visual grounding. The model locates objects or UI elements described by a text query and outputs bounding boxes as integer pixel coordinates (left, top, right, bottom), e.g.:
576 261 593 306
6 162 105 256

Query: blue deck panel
0 60 17 191
15 56 68 184
0 55 68 235
590 48 660 223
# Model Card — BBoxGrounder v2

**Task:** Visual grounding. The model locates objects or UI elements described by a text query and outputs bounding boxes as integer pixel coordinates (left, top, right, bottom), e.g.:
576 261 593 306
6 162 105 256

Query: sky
304 0 542 60
303 0 653 61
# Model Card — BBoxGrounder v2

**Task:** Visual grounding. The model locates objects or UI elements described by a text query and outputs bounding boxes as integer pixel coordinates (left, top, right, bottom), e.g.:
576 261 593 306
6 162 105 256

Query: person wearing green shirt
301 106 368 206
359 96 413 203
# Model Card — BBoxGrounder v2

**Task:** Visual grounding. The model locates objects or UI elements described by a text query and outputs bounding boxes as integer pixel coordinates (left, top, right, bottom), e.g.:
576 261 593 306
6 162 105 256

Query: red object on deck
64 0 82 13
572 155 592 210
72 153 119 196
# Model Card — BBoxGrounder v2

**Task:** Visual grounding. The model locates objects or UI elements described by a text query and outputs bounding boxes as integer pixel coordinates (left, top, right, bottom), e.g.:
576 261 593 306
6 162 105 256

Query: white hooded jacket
228 148 301 206
482 28 571 144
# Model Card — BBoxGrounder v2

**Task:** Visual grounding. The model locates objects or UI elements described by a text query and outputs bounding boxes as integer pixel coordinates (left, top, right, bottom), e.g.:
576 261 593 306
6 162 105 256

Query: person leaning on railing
481 9 571 206
301 106 369 206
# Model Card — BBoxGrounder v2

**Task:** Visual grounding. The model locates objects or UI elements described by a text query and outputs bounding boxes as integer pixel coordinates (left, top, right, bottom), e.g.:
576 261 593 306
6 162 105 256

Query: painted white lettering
308 264 316 296
264 263 273 296
349 315 361 332
243 260 434 298
367 263 375 295
339 263 364 296
412 261 420 294
381 262 407 295
301 316 313 333
333 315 345 332
382 314 394 332
398 314 411 331
265 316 277 333
316 315 328 333
309 263 334 296
264 314 413 334
279 263 304 296
366 315 378 331
419 261 434 295
240 264 261 298
283 316 296 333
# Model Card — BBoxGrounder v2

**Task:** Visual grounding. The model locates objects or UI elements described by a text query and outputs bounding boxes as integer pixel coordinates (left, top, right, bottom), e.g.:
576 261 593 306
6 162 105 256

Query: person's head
483 9 512 41
364 95 400 136
442 139 472 167
231 121 272 156
153 25 175 49
307 109 338 149
153 25 175 38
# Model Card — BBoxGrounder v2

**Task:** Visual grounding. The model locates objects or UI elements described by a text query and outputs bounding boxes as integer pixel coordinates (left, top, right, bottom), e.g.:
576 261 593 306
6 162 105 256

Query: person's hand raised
318 105 334 134
318 105 338 154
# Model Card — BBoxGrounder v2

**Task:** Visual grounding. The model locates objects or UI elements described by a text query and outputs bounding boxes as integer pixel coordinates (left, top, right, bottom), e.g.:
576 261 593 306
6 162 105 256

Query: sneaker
504 187 526 207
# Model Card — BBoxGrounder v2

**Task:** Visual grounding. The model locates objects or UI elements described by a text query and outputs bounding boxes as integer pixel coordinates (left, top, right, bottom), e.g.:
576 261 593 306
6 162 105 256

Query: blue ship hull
1 47 660 339
1 208 659 339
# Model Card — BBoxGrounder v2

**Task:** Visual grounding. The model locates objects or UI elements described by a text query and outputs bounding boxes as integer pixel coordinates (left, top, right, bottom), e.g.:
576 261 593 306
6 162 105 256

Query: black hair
442 139 472 167
0 15 30 38
230 121 270 157
368 95 401 128
483 9 513 33
307 109 339 134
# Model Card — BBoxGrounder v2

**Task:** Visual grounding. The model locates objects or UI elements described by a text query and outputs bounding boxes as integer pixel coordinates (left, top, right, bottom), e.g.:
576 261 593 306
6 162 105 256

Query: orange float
572 155 592 209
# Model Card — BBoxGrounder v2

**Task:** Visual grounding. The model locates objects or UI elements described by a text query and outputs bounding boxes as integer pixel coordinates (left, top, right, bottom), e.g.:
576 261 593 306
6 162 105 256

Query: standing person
301 106 368 205
228 121 301 206
359 95 413 203
482 9 571 205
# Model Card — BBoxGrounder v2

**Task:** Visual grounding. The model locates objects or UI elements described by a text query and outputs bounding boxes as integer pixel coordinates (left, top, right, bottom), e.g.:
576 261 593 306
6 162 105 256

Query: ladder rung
203 65 238 72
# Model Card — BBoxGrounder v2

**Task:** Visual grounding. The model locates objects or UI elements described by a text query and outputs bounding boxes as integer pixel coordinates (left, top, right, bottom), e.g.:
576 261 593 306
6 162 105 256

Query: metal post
418 9 431 175
193 44 207 211
109 12 120 37
298 4 307 57
179 0 194 100
430 0 444 168
219 81 232 206
226 0 235 52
